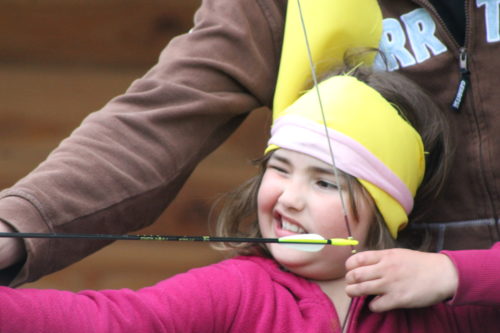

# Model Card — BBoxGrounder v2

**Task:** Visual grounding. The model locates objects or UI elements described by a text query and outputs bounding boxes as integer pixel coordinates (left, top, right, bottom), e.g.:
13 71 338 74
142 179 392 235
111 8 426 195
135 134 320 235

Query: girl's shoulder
195 255 285 284
147 256 338 332
181 255 319 298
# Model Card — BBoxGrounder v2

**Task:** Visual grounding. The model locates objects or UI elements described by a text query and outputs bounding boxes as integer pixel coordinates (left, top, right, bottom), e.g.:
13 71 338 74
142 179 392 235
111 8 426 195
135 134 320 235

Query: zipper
451 47 469 111
413 2 498 235
415 0 463 48
420 0 498 221
414 0 470 111
341 298 355 333
451 0 471 112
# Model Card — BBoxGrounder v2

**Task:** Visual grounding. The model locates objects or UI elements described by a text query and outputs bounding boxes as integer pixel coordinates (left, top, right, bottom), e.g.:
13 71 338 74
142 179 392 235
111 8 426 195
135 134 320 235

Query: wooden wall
0 0 270 290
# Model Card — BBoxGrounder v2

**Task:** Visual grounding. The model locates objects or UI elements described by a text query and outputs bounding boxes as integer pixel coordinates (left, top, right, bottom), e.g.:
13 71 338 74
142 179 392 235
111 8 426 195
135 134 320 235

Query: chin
269 245 345 280
268 246 311 269
284 262 344 281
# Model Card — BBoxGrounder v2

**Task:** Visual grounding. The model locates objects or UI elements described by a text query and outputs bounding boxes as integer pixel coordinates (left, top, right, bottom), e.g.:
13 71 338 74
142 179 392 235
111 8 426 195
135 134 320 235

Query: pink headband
267 115 414 213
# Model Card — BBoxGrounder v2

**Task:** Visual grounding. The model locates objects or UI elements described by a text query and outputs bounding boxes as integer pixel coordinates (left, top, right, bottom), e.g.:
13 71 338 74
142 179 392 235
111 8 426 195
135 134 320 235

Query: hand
0 221 25 270
345 248 458 312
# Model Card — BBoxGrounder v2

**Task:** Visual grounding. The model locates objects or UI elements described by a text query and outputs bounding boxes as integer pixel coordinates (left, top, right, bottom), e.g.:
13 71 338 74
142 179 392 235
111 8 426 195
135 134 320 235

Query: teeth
281 220 306 234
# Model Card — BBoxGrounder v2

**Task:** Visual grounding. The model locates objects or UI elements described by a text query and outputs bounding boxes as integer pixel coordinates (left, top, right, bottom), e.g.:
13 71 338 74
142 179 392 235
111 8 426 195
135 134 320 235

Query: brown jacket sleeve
0 0 286 286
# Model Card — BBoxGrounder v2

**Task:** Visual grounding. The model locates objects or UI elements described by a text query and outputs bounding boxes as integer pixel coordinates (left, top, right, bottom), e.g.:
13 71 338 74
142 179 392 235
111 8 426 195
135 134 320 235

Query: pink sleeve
441 242 500 306
0 263 242 332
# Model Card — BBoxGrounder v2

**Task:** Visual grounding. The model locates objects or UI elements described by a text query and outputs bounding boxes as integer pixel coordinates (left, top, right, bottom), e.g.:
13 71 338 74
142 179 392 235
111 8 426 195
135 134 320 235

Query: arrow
0 232 358 252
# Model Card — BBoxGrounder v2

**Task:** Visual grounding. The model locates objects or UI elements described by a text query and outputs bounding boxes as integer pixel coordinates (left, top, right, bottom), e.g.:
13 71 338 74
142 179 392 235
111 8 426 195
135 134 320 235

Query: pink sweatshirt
0 251 499 332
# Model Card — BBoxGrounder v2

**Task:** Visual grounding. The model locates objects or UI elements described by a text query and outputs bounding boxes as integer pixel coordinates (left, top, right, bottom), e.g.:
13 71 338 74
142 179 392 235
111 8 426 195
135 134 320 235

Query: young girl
0 66 498 332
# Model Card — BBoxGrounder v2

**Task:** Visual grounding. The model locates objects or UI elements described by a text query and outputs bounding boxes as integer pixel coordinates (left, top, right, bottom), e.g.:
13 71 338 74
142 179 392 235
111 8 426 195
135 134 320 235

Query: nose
278 178 306 211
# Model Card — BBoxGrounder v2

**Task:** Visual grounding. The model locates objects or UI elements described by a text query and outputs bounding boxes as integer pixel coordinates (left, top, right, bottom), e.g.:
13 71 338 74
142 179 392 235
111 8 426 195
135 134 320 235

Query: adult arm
0 0 286 286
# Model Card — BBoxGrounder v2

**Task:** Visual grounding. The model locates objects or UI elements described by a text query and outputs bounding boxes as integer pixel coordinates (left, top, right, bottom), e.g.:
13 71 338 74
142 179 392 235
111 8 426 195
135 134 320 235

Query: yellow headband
266 76 425 238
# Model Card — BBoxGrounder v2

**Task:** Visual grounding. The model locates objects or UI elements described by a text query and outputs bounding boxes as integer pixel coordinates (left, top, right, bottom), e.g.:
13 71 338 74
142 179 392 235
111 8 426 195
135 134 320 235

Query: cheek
350 195 376 246
309 199 346 236
257 179 275 230
257 173 280 214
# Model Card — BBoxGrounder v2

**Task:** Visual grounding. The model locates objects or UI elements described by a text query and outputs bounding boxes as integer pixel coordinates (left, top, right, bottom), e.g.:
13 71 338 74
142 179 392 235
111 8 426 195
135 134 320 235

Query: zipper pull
451 47 469 112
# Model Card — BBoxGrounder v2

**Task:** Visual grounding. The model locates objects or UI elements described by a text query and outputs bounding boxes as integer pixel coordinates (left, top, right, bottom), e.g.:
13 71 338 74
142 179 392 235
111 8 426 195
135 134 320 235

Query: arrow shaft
0 232 357 246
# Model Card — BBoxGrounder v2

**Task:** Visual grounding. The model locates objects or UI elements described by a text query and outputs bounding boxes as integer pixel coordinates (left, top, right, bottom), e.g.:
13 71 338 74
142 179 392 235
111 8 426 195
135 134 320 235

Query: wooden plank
0 1 201 66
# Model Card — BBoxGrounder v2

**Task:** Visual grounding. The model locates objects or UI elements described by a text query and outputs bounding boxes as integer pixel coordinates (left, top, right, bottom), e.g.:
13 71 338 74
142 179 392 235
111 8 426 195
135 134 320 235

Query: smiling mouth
274 210 307 234
281 220 306 234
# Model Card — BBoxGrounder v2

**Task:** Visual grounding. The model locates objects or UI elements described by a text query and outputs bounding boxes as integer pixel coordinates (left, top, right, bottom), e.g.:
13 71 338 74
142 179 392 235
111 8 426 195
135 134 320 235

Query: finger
345 264 383 285
345 250 383 271
345 278 386 298
368 294 404 313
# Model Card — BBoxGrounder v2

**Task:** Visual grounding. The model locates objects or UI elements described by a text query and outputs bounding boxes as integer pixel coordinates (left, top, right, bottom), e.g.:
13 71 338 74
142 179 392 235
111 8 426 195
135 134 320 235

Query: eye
267 163 288 174
316 179 338 189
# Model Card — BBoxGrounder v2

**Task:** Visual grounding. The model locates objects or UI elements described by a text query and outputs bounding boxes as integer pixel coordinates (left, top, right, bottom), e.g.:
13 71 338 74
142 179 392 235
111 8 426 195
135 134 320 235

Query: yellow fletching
328 238 359 246
278 236 358 246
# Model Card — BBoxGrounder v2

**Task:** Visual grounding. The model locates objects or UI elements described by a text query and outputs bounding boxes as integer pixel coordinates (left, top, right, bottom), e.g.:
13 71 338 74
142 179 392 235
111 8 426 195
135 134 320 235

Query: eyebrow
270 153 290 165
311 166 335 175
271 153 336 176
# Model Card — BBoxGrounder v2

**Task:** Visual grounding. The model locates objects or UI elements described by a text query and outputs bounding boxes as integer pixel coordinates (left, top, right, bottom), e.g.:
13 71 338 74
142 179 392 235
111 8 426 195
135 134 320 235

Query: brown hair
211 59 452 255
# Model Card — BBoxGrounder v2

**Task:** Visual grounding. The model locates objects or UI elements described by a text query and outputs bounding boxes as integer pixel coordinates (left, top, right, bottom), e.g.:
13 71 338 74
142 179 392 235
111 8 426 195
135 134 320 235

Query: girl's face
257 149 373 281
